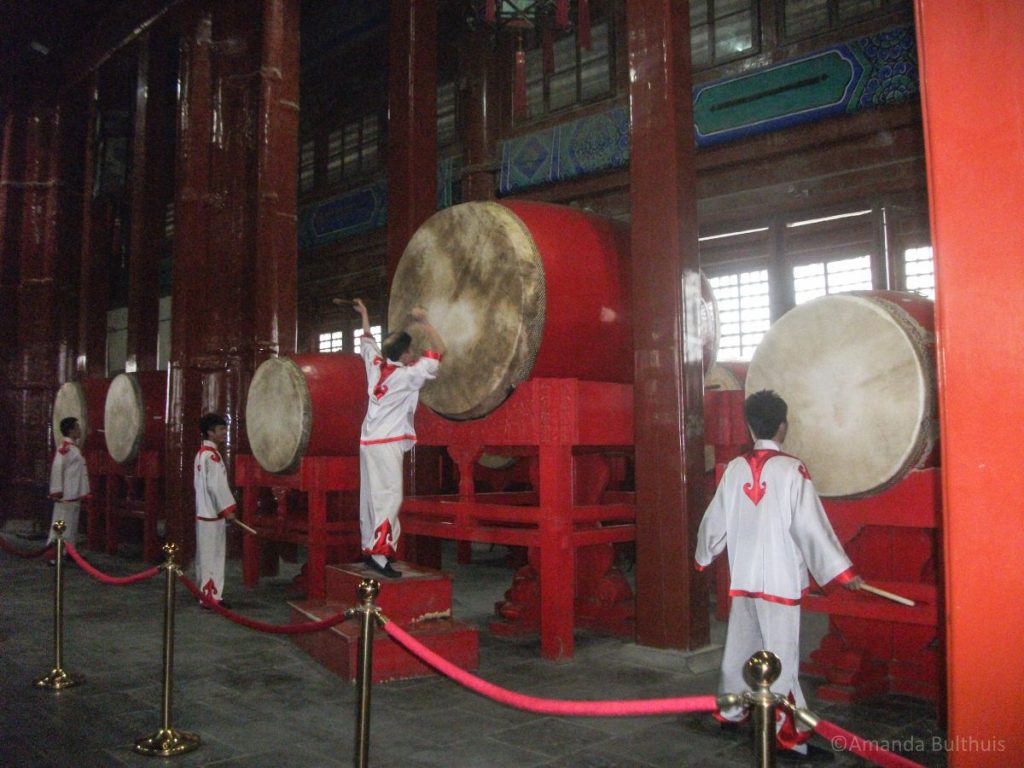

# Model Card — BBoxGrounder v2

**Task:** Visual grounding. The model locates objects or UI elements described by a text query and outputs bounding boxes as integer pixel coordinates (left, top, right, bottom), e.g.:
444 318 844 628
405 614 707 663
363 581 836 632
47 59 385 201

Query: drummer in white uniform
353 298 445 579
47 417 91 559
695 390 863 758
194 413 236 607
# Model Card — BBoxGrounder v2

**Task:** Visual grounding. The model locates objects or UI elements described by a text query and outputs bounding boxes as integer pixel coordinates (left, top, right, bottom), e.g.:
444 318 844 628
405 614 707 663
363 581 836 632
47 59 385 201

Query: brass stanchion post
134 543 201 756
744 651 782 768
353 578 381 768
34 521 83 690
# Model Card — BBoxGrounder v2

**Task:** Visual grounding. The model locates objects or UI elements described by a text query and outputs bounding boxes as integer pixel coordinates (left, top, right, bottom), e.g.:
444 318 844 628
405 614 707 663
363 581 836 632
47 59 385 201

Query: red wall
915 1 1024 763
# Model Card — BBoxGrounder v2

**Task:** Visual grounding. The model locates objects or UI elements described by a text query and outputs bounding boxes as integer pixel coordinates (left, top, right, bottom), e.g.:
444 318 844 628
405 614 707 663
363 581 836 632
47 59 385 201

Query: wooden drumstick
230 518 259 536
331 297 354 306
861 583 916 607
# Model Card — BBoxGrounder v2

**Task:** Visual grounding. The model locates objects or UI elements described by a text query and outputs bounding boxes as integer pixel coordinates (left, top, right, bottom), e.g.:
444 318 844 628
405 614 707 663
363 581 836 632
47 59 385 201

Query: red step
290 560 480 682
324 560 455 624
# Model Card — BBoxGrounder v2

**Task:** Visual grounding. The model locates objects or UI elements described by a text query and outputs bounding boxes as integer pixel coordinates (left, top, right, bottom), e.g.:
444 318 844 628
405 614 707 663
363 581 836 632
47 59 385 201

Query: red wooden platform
235 455 362 599
289 560 479 682
403 378 636 661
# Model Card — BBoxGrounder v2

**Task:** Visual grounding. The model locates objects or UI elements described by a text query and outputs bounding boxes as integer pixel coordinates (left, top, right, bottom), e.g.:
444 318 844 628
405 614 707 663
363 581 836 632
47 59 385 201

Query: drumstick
861 583 916 607
230 518 259 536
331 297 354 306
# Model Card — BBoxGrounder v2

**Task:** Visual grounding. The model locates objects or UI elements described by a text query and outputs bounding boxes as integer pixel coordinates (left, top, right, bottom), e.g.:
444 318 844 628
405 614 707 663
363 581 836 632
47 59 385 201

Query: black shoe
777 744 835 764
363 557 402 579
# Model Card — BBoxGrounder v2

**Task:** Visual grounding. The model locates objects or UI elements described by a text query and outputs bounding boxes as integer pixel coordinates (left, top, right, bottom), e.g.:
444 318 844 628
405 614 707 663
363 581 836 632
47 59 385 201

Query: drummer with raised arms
353 298 446 579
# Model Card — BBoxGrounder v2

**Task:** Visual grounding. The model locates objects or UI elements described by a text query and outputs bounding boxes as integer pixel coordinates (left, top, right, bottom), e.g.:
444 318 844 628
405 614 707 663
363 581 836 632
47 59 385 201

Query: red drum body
746 291 936 499
104 371 168 464
391 201 719 421
52 378 110 451
245 354 367 474
389 201 631 420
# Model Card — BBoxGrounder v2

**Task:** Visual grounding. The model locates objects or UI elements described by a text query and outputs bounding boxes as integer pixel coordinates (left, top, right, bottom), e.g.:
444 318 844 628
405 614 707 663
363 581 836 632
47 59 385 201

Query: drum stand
403 377 636 661
235 455 361 599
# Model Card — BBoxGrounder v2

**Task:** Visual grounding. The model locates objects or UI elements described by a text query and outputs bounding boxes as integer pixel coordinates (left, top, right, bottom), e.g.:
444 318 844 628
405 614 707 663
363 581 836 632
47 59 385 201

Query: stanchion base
133 728 201 756
33 668 84 690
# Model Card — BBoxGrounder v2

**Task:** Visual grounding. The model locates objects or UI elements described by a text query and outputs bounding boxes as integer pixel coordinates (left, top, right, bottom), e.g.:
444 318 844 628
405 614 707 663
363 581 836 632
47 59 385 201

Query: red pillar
76 74 107 379
461 26 497 202
386 0 437 286
126 34 175 373
252 0 299 359
915 1 1024 763
1 107 74 520
625 0 708 649
166 12 214 555
165 2 299 559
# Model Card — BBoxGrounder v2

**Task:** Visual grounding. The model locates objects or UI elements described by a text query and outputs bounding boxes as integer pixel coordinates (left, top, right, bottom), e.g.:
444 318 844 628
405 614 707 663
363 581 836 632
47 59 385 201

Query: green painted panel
694 51 856 136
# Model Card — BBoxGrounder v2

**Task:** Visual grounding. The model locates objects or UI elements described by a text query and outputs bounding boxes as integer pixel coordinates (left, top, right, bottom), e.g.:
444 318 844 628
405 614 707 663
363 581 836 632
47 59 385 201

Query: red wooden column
915 1 1024 763
125 34 174 373
165 13 214 554
8 108 72 519
252 0 299 359
625 0 708 649
461 26 497 202
76 75 107 379
386 0 437 285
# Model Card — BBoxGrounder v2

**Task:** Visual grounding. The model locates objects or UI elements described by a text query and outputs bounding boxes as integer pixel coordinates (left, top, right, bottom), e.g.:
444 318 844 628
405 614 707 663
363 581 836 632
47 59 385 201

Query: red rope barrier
178 575 351 635
0 536 55 559
814 719 927 768
65 544 161 585
383 621 719 717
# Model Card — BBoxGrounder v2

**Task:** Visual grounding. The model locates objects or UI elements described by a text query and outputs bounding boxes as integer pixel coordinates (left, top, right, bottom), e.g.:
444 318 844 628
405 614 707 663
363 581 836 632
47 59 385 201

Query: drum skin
745 291 936 499
704 361 748 392
104 371 167 464
245 354 367 474
52 378 110 451
389 201 632 420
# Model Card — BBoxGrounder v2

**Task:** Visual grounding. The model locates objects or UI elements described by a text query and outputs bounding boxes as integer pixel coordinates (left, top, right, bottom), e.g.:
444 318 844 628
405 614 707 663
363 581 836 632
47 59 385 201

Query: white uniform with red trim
194 440 237 602
48 437 91 545
358 334 440 559
695 439 856 750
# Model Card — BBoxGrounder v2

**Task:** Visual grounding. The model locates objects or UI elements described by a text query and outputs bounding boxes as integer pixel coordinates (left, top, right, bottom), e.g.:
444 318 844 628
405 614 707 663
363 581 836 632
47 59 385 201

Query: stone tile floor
1 531 945 767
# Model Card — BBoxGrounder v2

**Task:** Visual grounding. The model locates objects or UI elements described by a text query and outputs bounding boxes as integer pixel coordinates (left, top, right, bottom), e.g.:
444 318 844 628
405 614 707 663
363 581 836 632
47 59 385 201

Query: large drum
390 200 718 420
745 291 936 498
104 371 167 464
52 378 110 450
245 354 367 474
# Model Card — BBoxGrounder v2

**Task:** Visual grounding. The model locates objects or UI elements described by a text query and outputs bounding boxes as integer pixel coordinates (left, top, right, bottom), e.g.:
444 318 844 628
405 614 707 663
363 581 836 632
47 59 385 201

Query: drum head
105 373 144 464
704 362 745 392
246 358 312 474
389 202 546 421
746 293 934 498
53 382 88 446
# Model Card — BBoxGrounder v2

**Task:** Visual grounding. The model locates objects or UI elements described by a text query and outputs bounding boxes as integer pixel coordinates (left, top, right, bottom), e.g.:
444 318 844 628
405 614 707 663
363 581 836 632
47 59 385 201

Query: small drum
390 200 720 421
104 371 167 464
52 378 110 450
245 354 367 474
704 361 748 392
745 291 936 498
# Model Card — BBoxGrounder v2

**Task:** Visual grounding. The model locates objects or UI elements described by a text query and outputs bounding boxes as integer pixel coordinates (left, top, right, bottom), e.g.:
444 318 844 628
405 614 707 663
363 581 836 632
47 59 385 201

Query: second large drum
745 291 936 498
104 371 167 464
389 201 632 421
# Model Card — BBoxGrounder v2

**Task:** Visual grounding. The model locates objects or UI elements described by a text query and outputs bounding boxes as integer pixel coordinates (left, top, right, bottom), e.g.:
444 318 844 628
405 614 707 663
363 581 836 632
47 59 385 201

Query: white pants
718 596 809 750
47 501 81 546
195 518 227 601
359 442 405 558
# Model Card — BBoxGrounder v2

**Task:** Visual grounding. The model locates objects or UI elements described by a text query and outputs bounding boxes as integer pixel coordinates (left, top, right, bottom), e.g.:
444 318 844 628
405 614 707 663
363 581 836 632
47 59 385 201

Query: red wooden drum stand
100 372 168 561
402 377 636 661
234 455 361 599
802 470 941 702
